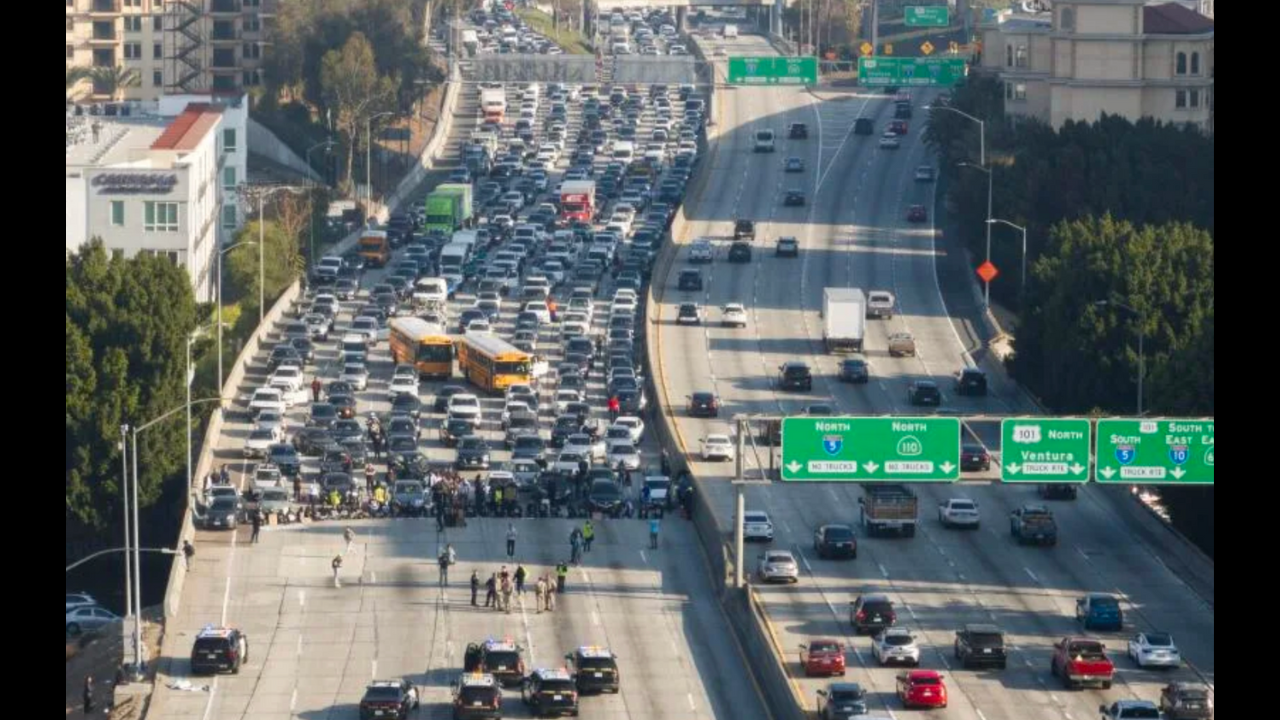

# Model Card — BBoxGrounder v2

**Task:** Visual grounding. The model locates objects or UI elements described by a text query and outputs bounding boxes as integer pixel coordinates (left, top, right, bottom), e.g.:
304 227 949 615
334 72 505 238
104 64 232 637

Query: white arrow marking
1100 467 1117 480
863 462 879 474
940 462 956 474
1070 463 1086 475
786 461 803 473
1171 467 1186 479
1006 463 1021 474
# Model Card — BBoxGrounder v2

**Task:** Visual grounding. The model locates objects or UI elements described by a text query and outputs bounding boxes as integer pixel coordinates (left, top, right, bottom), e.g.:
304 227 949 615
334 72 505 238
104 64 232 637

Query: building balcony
209 28 242 43
209 0 242 14
89 32 119 44
88 0 121 15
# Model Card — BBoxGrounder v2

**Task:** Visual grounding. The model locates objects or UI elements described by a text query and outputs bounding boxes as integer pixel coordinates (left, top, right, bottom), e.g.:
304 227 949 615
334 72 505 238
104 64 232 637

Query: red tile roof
150 103 222 151
1144 3 1214 35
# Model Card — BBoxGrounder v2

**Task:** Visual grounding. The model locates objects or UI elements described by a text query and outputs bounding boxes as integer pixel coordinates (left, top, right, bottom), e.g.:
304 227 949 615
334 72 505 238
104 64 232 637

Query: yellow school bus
388 318 454 380
457 333 532 393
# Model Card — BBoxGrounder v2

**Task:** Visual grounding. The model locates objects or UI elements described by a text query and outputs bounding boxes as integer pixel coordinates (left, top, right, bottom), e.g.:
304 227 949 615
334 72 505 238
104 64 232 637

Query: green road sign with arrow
1000 418 1092 483
781 417 961 482
1095 418 1215 485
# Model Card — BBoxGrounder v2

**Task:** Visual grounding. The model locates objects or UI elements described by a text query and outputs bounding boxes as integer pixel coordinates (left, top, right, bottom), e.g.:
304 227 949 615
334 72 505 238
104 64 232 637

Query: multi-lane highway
654 30 1215 720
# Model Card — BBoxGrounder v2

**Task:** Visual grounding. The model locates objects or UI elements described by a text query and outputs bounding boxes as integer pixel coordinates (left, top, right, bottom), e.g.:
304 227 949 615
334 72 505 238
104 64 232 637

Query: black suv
854 117 875 135
817 682 870 720
775 236 800 257
588 479 624 516
565 647 621 694
728 241 752 263
954 624 1007 669
907 380 942 406
788 122 809 139
849 594 897 634
778 362 813 391
783 189 806 206
521 668 579 717
359 679 419 720
677 269 703 291
813 524 858 560
1039 483 1079 500
954 368 988 396
190 627 249 675
733 219 755 241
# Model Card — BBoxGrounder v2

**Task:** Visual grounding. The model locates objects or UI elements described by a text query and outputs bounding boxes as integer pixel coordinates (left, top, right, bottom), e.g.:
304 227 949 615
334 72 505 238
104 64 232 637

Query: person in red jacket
608 395 621 421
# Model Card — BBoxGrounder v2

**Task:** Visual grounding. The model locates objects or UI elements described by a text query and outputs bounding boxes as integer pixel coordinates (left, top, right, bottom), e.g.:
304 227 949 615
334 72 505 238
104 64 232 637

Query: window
124 42 142 60
110 201 125 226
1060 7 1075 31
154 16 163 32
1015 45 1028 68
245 0 260 6
67 44 74 60
1175 90 1187 109
1175 51 1187 75
1005 44 1013 67
153 43 162 59
153 70 163 87
222 166 237 190
124 0 142 6
222 128 237 153
242 42 261 60
1014 83 1027 101
243 16 260 32
67 18 74 33
124 17 142 33
222 204 239 229
1189 90 1200 108
1191 51 1201 75
143 201 179 232
1005 82 1013 101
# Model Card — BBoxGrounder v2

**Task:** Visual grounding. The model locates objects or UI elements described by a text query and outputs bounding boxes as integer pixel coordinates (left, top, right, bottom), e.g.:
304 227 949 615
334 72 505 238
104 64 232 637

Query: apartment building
66 0 276 102
979 0 1213 131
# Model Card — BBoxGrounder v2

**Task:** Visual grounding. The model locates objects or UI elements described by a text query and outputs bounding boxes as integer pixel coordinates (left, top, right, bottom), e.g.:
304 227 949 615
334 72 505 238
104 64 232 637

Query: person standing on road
331 555 344 588
582 520 595 553
470 570 480 607
83 675 94 714
608 395 620 422
514 564 527 596
556 562 569 595
545 575 557 612
251 510 262 544
437 550 450 588
311 376 323 403
343 527 356 555
506 523 518 559
535 575 548 613
484 573 497 608
649 517 660 550
569 527 583 565
365 463 376 495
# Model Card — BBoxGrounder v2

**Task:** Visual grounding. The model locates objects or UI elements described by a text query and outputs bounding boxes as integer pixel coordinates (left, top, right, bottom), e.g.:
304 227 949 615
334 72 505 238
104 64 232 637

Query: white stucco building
66 94 248 302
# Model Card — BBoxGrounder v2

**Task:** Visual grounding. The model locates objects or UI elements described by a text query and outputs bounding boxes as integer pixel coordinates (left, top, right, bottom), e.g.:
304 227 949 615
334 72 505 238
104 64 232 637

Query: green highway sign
727 56 819 85
781 417 961 482
858 56 967 87
904 5 950 27
1000 419 1092 483
1095 419 1215 485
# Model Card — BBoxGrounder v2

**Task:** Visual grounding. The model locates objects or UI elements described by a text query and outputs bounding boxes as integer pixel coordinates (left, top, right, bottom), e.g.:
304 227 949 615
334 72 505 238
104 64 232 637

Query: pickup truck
1050 637 1114 689
733 219 755 241
1010 504 1058 545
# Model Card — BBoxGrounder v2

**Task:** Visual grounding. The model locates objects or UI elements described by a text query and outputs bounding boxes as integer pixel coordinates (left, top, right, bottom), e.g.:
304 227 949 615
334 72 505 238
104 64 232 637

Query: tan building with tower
67 0 276 102
979 0 1213 131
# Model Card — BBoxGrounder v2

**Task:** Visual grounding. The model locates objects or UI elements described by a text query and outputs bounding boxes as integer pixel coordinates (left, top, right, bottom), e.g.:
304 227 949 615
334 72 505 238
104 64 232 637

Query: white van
754 129 776 153
438 243 470 285
723 24 739 39
612 141 636 163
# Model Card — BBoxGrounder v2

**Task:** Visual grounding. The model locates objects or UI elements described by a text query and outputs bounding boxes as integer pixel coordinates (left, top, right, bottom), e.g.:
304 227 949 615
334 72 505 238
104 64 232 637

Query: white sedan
606 441 642 471
447 394 483 426
244 426 283 458
871 628 921 666
269 364 304 392
611 417 646 443
756 550 800 584
554 389 583 415
340 363 370 392
501 401 534 428
248 387 287 416
565 433 607 462
1126 632 1181 668
388 374 419 398
742 511 775 542
938 498 981 529
268 377 309 407
701 434 735 462
721 303 748 328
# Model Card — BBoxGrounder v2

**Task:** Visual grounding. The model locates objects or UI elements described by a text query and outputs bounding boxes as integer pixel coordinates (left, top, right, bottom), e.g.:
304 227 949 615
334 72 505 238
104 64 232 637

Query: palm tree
66 66 90 102
89 65 141 102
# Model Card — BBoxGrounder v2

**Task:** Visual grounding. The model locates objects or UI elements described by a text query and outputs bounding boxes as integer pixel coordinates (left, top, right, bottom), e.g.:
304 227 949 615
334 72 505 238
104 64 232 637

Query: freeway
654 31 1215 720
150 30 769 720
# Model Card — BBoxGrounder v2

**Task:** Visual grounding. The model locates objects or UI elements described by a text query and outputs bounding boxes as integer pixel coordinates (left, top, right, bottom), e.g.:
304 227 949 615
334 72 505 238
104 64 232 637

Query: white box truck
822 287 866 353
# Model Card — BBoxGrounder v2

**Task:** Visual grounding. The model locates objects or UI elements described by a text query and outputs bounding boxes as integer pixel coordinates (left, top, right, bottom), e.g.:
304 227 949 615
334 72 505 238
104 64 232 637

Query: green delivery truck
422 183 473 235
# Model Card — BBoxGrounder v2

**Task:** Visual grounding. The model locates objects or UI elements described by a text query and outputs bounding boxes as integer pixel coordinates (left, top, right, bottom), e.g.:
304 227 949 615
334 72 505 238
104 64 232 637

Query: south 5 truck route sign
781 417 961 482
1095 419 1214 485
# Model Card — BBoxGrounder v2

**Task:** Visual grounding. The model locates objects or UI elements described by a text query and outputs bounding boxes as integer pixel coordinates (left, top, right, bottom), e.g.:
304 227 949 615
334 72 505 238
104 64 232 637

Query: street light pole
215 240 255 399
1094 299 1146 416
120 424 132 627
129 427 141 676
959 162 993 309
366 111 394 209
987 219 1028 296
306 140 334 271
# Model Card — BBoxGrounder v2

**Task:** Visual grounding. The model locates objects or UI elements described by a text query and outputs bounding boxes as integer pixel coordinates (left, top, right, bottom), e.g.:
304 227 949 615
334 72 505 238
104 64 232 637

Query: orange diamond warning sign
976 261 1000 283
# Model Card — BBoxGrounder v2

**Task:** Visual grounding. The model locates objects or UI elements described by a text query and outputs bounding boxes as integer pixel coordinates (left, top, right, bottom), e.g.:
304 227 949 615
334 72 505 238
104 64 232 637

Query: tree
273 192 316 267
320 32 399 189
89 65 140 102
66 66 90 102
66 241 199 552
224 219 300 312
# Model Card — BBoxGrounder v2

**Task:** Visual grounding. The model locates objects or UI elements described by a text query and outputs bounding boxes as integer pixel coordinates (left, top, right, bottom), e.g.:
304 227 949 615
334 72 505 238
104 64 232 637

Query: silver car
871 627 921 666
756 550 800 584
66 605 120 636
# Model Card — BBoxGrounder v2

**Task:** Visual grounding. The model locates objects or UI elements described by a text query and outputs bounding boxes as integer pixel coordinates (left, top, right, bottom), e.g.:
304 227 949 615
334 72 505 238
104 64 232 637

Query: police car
521 667 579 717
190 625 249 675
452 673 501 720
359 679 419 720
478 638 526 687
564 646 620 694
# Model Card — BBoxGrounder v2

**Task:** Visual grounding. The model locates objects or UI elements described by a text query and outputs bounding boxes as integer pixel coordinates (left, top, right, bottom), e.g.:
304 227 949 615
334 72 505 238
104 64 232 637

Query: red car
906 205 928 223
897 670 947 709
800 639 846 677
890 119 909 135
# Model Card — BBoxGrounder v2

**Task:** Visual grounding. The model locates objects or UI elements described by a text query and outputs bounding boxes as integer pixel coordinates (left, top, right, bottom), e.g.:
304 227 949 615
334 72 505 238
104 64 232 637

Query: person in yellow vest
582 520 595 553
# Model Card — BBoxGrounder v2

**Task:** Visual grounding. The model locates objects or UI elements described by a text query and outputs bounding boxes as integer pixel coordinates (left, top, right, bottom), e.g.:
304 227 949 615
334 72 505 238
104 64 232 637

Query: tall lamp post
366 111 395 208
959 161 994 309
215 240 256 399
987 218 1028 297
239 185 306 324
928 104 991 305
1093 299 1147 417
305 140 334 271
